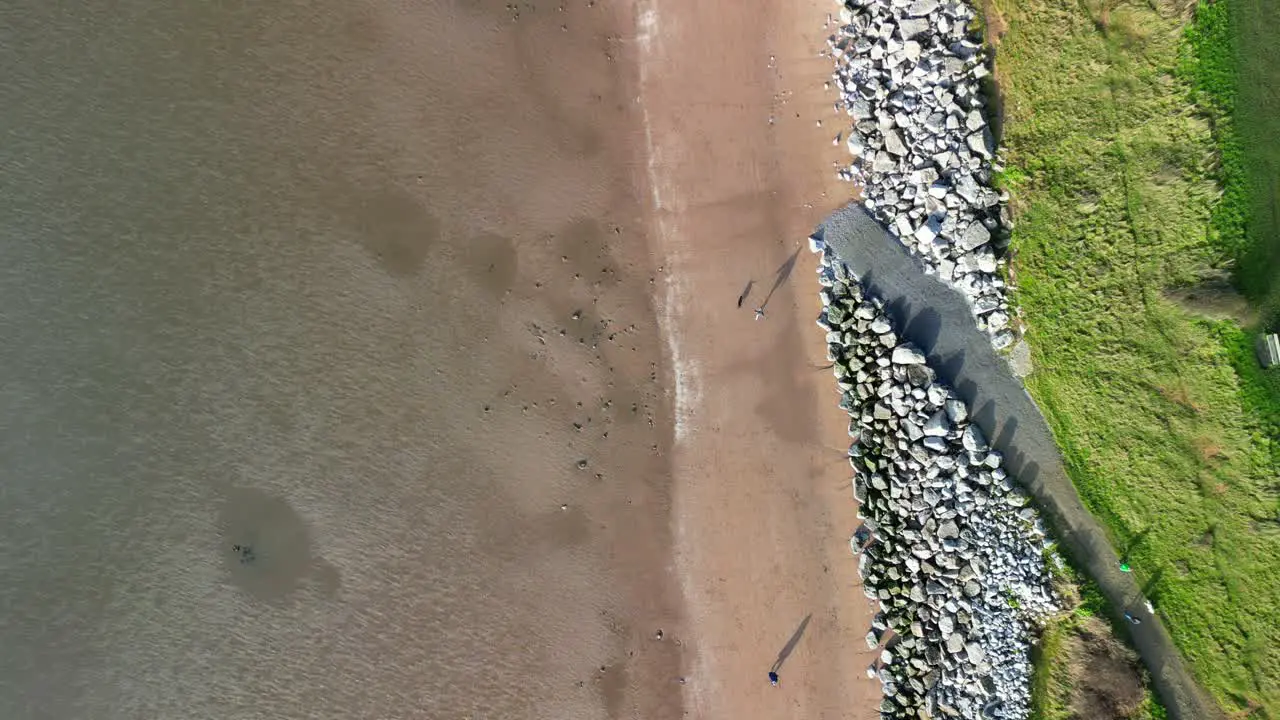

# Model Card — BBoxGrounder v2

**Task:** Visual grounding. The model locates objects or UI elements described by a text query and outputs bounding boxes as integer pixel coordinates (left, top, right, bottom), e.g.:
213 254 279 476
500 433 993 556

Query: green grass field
1183 0 1280 322
988 0 1280 715
1184 0 1280 472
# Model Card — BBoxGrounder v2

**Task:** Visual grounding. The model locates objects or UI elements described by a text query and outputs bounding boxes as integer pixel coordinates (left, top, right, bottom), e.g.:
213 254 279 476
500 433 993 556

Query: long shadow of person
770 613 813 676
757 247 804 314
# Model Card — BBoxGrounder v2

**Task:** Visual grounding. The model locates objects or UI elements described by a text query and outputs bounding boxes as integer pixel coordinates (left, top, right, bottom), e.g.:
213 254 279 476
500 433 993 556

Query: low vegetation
1032 558 1165 720
986 0 1280 715
1031 612 1169 720
1182 0 1280 322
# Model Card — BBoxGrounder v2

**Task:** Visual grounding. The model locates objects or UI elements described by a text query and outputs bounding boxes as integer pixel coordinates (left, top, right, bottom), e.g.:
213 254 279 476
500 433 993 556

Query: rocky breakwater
809 236 1057 719
825 0 1016 350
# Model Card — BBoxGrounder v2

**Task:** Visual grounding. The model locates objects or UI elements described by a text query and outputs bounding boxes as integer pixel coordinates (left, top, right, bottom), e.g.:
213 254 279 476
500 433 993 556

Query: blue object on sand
768 671 779 686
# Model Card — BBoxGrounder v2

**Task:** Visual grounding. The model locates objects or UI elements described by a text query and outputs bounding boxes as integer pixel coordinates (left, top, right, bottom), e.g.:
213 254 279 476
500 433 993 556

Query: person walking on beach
754 307 766 321
768 671 779 686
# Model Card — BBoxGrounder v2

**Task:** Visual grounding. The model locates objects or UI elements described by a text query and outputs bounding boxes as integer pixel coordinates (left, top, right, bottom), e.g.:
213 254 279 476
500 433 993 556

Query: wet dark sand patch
348 185 442 278
463 231 520 297
218 486 341 603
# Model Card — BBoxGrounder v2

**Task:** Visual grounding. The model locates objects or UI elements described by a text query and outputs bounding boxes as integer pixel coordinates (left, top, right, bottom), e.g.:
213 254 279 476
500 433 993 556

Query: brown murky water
0 1 684 718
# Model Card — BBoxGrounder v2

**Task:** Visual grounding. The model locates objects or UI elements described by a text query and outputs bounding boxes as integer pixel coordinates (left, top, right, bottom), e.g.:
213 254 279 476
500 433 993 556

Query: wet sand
0 0 875 718
2 1 678 718
636 0 881 717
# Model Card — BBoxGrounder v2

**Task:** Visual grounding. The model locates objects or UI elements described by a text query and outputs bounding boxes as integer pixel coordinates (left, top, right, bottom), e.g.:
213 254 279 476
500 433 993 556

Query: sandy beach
635 0 880 717
0 0 875 718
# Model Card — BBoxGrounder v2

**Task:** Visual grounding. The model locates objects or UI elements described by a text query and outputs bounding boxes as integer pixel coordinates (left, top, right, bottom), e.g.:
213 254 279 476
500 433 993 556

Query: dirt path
633 1 882 718
820 204 1225 720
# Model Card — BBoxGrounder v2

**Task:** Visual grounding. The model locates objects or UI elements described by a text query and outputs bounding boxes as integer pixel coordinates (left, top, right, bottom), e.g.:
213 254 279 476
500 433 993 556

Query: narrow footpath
819 204 1223 720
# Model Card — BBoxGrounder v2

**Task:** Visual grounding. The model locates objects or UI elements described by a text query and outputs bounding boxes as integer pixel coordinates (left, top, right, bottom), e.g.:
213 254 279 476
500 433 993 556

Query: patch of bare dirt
1068 618 1148 719
979 1 1009 147
1164 270 1259 325
981 0 1009 44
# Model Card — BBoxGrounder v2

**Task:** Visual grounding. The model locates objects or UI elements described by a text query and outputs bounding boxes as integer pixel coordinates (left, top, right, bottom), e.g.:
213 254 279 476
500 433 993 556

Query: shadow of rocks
816 202 1226 720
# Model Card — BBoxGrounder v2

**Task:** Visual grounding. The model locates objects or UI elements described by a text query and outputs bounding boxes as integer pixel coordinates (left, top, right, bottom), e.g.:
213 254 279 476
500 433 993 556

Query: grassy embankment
986 0 1280 716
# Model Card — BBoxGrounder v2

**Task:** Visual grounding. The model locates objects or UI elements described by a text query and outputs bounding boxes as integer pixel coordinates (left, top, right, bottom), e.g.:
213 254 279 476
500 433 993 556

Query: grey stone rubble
826 0 1016 350
810 235 1058 720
